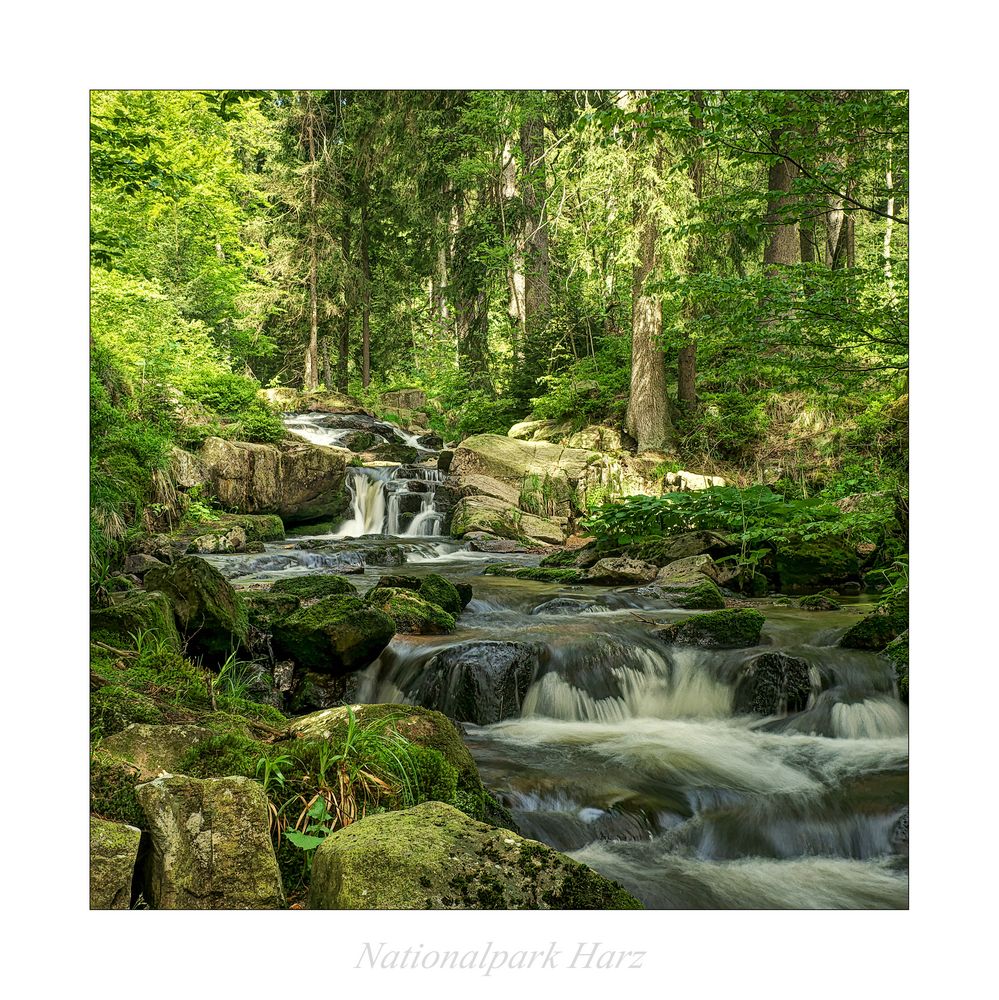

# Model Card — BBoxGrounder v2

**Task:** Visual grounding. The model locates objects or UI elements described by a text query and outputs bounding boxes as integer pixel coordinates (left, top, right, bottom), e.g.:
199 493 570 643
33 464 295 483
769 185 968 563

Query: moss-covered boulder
629 531 738 567
308 801 641 910
288 704 495 819
90 817 141 909
272 595 395 673
90 685 164 739
187 524 248 554
734 652 813 715
584 556 658 586
775 537 861 592
244 591 301 632
482 564 585 583
417 573 464 615
144 556 248 661
136 774 285 910
100 723 214 780
883 629 909 702
364 587 455 635
799 592 842 611
269 574 357 601
91 591 182 653
90 749 145 829
648 556 726 609
655 608 765 649
839 587 908 651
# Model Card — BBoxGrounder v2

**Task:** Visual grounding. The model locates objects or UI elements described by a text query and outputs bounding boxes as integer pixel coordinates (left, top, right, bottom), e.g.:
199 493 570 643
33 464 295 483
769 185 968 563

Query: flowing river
202 414 908 909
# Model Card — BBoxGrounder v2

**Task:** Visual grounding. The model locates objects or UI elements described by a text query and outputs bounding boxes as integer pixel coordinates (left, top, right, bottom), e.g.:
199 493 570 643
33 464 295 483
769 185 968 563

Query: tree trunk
626 129 674 453
520 115 550 343
884 140 895 298
336 310 350 390
677 91 704 412
501 139 525 350
763 130 801 270
360 199 371 389
319 334 333 389
302 92 320 390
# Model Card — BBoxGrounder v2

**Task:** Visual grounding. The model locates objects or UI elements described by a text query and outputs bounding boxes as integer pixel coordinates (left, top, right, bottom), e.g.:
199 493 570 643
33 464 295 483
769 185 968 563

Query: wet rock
269 574 357 601
244 591 301 631
891 807 909 855
417 573 464 615
648 556 726 609
91 590 182 653
136 774 285 910
308 801 641 910
531 598 598 616
437 450 454 474
364 587 455 635
584 556 658 586
339 429 389 452
799 592 842 611
840 588 908 651
655 608 765 649
287 670 348 714
734 652 813 715
144 556 249 662
467 537 534 553
272 595 395 674
90 817 141 909
417 432 443 450
412 640 543 724
359 544 406 566
883 629 909 702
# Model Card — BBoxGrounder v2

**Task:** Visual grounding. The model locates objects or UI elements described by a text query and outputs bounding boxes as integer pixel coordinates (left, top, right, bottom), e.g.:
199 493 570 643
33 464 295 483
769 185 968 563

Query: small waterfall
333 468 391 538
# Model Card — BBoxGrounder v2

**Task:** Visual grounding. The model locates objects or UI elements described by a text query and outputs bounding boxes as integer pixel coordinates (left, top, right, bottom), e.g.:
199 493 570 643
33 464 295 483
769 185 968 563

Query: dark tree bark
763 129 801 270
520 115 551 343
301 91 320 389
360 198 371 388
678 90 704 411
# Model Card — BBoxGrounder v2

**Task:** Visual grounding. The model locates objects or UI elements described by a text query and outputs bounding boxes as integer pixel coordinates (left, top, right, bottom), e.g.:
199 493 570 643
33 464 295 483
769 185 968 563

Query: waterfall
333 468 391 538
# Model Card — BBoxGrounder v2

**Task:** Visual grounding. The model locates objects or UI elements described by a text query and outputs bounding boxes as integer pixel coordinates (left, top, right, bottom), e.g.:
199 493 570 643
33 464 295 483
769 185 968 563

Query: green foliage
530 338 630 424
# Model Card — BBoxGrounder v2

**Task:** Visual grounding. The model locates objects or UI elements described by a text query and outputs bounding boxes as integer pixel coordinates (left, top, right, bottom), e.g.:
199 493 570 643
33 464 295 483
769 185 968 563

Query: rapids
205 411 908 908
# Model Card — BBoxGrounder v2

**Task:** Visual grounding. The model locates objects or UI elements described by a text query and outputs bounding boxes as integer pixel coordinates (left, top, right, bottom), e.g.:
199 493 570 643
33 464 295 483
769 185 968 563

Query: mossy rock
90 816 141 910
272 595 395 674
144 555 249 662
91 591 182 653
839 587 908 651
417 573 463 615
365 587 455 635
655 608 765 649
882 628 909 702
91 749 145 829
101 723 214 780
284 518 343 537
136 774 285 910
374 573 421 590
176 730 270 779
482 564 584 583
799 593 842 611
269 574 357 601
656 577 726 610
775 537 861 592
308 801 642 910
244 591 301 631
538 548 581 569
91 685 164 739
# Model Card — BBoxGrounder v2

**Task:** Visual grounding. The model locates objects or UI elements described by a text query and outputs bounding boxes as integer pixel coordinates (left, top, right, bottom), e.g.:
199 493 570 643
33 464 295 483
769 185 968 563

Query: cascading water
334 467 392 538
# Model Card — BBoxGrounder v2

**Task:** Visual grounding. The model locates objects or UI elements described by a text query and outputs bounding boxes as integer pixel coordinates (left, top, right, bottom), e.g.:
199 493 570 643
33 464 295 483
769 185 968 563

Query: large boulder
734 652 813 715
91 590 182 653
288 704 491 815
840 587 908 651
187 524 247 554
197 436 348 526
507 419 575 442
90 817 141 909
566 425 626 451
584 556 658 586
99 723 214 781
272 595 395 674
412 641 543 724
135 774 285 910
775 537 861 592
451 433 594 486
450 494 566 545
417 573 465 615
144 556 248 661
364 587 455 635
308 801 641 910
655 608 765 649
646 556 726 609
268 575 357 601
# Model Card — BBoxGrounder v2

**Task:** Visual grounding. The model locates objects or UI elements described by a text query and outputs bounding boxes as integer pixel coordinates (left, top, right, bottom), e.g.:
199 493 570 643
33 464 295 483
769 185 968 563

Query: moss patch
91 591 182 653
269 575 357 601
482 564 584 583
91 749 145 828
840 587 908 651
416 573 463 616
91 685 164 739
656 608 765 649
364 587 455 635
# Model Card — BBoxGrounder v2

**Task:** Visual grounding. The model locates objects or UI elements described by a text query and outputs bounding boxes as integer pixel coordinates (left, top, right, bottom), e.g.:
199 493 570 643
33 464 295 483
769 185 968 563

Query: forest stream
199 413 909 910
